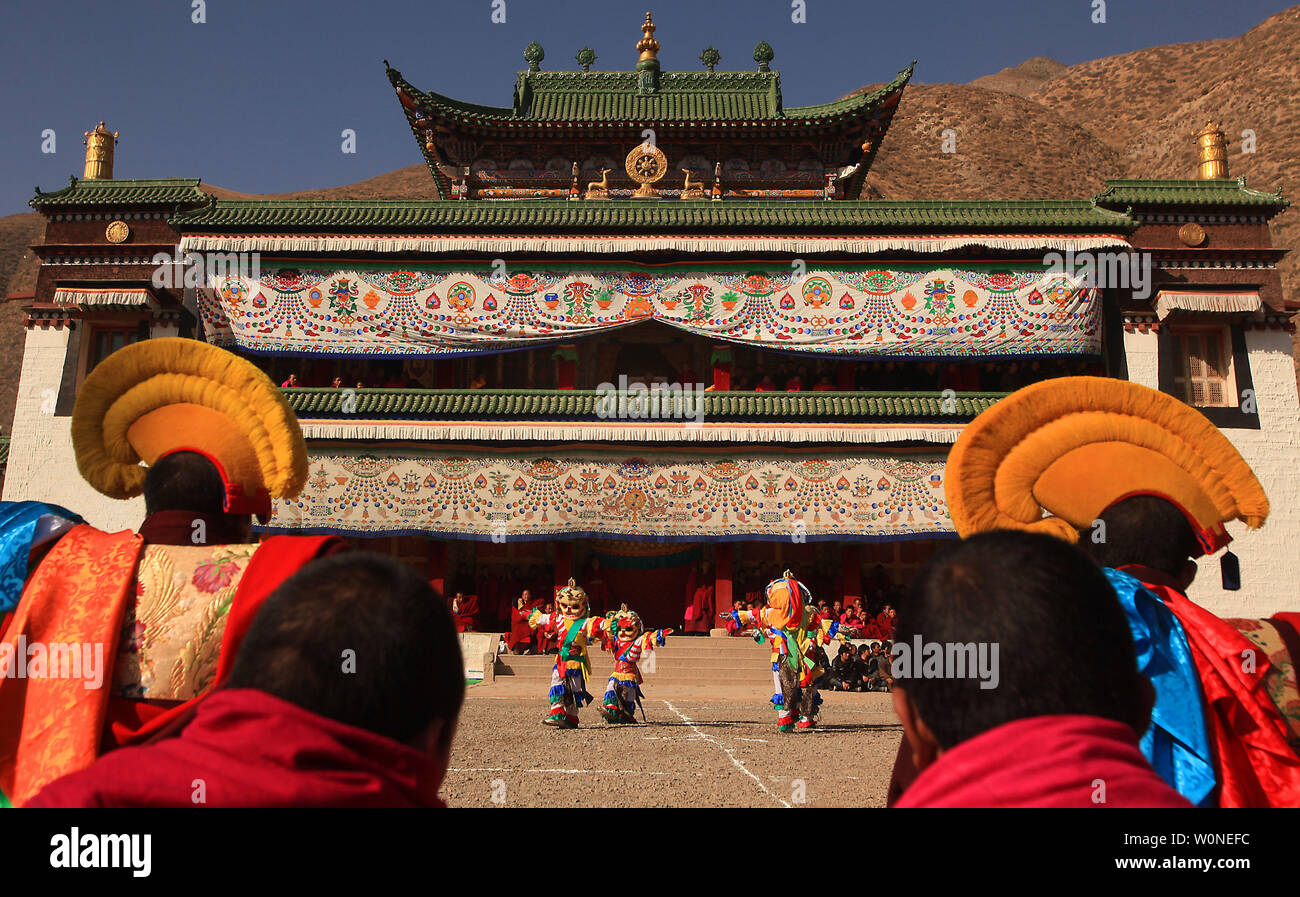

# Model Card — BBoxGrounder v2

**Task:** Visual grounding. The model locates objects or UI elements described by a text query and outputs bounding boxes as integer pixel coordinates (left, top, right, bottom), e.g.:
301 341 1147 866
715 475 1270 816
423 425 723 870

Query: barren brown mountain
2 7 1297 445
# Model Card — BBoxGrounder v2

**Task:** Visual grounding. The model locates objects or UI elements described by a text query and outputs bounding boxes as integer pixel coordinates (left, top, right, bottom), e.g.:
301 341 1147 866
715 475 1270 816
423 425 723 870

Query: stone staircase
494 635 780 687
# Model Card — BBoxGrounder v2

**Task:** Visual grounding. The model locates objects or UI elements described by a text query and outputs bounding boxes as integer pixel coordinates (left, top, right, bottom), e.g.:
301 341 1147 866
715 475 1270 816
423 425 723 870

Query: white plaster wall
1122 328 1160 388
1192 328 1300 619
1 325 142 532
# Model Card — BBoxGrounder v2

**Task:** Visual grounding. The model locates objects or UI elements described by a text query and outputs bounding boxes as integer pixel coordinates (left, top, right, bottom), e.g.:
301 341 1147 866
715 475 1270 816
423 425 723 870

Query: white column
2 323 142 531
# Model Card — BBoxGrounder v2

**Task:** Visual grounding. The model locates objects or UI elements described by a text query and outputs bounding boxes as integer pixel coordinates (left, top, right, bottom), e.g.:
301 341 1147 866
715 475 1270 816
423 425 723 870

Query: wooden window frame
1158 319 1259 429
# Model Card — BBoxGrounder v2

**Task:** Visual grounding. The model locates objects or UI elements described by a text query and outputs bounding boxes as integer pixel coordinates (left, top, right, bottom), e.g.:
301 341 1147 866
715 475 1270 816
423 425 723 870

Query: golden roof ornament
636 11 660 68
1195 120 1229 179
83 122 119 180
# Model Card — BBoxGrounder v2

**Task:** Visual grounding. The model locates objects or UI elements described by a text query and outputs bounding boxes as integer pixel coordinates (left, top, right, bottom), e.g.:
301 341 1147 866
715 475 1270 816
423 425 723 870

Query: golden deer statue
681 168 706 200
585 168 613 200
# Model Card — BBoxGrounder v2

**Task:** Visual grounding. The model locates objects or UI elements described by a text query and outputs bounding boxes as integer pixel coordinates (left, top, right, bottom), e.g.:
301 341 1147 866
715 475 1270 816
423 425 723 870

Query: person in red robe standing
683 560 715 635
874 604 896 640
891 530 1189 808
507 590 539 654
450 591 479 632
27 553 464 808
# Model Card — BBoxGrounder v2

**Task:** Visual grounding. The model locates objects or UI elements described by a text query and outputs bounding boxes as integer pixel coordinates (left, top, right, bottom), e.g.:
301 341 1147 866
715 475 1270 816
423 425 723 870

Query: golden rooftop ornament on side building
83 122 119 180
1195 121 1229 179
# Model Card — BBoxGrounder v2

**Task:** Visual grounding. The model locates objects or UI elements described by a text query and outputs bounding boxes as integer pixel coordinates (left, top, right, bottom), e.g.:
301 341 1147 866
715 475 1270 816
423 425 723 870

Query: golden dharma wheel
625 142 667 199
1178 222 1207 247
105 220 130 244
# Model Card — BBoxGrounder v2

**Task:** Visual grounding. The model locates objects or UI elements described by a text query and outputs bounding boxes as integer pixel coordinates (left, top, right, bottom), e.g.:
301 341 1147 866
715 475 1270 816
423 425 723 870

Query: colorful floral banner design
198 263 1100 359
267 447 953 541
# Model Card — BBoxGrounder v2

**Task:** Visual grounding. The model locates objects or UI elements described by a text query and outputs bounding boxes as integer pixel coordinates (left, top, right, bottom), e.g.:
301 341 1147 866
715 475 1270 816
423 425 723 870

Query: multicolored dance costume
528 579 607 729
599 605 671 724
725 572 850 732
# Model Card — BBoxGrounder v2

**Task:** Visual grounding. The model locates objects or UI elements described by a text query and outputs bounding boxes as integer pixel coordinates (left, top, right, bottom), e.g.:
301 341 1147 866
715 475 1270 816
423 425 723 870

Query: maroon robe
895 715 1190 808
685 581 715 634
451 594 479 632
27 689 447 808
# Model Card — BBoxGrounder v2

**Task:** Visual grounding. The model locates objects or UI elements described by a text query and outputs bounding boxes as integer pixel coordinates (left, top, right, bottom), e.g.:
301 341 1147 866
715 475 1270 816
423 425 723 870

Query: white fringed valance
52 287 159 309
1155 291 1262 320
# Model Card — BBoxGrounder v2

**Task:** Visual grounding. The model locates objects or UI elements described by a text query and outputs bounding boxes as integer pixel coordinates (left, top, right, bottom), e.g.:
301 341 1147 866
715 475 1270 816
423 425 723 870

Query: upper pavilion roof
386 12 913 200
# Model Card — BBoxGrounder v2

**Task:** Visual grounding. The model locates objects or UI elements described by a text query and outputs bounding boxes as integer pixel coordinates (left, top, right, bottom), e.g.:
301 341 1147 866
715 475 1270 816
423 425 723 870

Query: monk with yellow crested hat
0 338 346 807
895 375 1299 808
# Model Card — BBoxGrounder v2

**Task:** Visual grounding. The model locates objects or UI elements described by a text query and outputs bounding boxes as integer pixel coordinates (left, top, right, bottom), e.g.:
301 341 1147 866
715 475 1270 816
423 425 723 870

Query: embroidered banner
266 446 953 541
198 262 1100 359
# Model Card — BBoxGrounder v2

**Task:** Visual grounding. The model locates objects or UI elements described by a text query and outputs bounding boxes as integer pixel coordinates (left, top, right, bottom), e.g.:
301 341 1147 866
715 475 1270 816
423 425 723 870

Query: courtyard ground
442 681 902 808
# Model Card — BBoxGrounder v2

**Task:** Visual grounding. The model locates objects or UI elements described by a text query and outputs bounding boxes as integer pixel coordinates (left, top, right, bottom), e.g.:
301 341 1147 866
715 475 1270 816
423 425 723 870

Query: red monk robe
1120 565 1300 808
26 688 446 808
451 593 479 633
507 599 538 653
684 577 715 635
0 517 343 807
896 715 1192 808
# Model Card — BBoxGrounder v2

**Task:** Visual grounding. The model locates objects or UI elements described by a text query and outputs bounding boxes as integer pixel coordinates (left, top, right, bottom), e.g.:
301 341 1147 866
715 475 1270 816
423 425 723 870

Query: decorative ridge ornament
524 41 545 72
576 46 597 72
700 46 721 72
636 11 660 68
754 41 775 72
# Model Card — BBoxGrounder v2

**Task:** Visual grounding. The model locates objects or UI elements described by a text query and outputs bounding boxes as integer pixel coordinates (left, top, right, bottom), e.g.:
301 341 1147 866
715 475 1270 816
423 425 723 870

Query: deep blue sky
2 0 1292 214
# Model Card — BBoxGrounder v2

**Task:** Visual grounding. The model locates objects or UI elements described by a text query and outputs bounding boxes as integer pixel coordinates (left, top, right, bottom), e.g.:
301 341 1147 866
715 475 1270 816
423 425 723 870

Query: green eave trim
1093 177 1288 215
174 198 1133 232
283 388 1006 421
31 176 209 209
388 61 913 126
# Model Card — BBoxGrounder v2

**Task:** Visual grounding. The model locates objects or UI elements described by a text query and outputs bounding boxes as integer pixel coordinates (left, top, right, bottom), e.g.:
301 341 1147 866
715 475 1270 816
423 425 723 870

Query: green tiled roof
388 63 914 126
30 177 210 209
284 388 1006 421
1093 178 1288 216
0 435 8 467
175 198 1133 232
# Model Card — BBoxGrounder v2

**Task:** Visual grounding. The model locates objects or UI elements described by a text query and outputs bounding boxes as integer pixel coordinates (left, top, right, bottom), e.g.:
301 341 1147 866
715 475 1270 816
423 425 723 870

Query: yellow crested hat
945 376 1267 554
71 337 308 520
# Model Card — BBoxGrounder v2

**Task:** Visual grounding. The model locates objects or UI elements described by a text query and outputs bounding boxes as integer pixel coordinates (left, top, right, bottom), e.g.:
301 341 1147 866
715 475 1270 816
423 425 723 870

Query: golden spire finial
83 121 119 180
637 11 660 64
1195 120 1228 179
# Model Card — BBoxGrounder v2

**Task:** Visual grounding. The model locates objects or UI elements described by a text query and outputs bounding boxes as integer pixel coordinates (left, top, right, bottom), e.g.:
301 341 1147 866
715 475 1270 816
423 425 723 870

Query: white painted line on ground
662 699 792 808
450 767 671 775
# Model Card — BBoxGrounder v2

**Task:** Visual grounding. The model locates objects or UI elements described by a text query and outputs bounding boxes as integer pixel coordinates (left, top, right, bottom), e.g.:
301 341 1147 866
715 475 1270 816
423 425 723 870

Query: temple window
1158 320 1259 429
1170 325 1234 407
87 324 144 373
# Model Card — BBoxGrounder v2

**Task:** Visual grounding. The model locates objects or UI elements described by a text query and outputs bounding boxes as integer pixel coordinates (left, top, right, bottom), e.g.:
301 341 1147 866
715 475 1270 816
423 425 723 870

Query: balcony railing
281 388 1009 422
